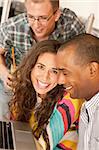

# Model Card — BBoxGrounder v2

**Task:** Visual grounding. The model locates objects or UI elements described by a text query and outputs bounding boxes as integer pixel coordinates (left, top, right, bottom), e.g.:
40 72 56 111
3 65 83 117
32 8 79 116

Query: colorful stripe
57 104 71 134
49 107 64 148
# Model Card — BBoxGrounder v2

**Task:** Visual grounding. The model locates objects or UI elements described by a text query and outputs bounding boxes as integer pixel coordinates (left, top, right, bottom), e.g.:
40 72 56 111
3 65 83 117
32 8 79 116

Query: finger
7 74 13 81
4 81 12 90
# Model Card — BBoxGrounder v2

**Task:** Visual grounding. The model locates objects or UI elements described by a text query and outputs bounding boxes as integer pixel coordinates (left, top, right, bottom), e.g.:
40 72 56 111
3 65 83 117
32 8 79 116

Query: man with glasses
0 0 85 116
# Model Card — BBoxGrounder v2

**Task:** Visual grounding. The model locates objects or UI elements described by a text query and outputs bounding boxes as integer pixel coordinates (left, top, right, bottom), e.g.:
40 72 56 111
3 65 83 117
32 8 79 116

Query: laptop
0 120 37 150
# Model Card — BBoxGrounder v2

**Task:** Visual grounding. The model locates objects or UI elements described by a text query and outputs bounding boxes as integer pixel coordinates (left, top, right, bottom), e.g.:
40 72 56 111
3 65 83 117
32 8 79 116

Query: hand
0 64 13 90
6 73 14 90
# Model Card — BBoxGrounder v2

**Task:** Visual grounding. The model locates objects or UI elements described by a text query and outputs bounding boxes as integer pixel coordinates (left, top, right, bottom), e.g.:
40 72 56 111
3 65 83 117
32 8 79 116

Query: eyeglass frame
27 10 57 24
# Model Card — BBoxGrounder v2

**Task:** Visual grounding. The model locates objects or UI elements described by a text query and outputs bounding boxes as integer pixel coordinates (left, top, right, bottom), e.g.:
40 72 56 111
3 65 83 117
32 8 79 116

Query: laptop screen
0 121 14 149
0 120 37 150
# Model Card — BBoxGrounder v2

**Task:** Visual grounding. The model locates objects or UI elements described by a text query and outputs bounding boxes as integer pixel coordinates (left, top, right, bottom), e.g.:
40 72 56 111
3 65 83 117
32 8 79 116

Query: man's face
57 46 92 100
25 0 60 41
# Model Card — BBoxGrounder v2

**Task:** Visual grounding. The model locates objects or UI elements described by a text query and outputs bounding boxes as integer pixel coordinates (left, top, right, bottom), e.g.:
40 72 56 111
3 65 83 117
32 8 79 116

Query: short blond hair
25 0 59 11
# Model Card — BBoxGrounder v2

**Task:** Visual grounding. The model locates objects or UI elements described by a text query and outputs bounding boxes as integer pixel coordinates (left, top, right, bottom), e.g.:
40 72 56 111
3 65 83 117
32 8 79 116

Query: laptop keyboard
0 121 14 149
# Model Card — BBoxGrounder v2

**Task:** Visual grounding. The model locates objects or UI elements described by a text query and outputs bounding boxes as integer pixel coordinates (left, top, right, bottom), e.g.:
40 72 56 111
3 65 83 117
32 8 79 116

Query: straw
11 47 16 71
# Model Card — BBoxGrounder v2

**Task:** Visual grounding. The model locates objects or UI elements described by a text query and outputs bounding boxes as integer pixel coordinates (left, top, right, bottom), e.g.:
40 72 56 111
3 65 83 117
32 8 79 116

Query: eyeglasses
27 10 57 24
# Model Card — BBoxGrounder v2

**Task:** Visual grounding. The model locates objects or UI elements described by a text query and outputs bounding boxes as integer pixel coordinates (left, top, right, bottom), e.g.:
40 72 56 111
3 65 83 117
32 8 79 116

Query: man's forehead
57 48 77 69
57 45 77 61
59 44 76 53
57 49 72 60
26 0 52 9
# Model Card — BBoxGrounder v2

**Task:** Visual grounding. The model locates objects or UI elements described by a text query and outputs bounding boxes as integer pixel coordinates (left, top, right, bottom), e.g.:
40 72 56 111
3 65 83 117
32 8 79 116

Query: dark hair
9 40 64 148
25 0 59 11
58 33 99 66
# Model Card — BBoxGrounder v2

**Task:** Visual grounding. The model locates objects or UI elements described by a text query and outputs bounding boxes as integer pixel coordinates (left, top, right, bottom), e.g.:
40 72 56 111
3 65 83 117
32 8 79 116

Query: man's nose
32 19 41 27
58 73 66 85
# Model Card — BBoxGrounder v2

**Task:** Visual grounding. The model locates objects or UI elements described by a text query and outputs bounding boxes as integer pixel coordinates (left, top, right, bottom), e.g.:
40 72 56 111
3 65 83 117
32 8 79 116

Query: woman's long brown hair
9 40 64 149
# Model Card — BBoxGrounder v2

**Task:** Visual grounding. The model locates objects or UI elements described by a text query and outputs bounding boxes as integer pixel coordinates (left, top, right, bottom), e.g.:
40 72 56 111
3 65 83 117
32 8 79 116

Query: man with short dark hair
57 33 99 150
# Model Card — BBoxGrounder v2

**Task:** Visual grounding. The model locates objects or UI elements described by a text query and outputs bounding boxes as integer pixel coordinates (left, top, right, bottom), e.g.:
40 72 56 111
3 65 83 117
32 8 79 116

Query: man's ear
89 62 99 77
54 9 61 22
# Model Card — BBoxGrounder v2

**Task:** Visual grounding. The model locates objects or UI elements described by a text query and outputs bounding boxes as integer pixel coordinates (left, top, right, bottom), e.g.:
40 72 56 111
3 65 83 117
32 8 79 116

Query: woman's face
31 52 59 96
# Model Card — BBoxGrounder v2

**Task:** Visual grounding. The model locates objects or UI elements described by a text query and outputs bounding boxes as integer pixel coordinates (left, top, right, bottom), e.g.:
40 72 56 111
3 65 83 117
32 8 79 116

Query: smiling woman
9 39 64 149
31 52 59 96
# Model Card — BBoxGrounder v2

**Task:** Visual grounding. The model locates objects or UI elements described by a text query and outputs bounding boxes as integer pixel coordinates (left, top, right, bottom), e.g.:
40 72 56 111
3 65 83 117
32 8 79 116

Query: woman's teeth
38 80 49 88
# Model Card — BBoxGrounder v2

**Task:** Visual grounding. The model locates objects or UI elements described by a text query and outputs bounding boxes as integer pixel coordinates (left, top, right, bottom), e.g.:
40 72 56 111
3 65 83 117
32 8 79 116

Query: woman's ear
89 62 99 77
54 9 61 22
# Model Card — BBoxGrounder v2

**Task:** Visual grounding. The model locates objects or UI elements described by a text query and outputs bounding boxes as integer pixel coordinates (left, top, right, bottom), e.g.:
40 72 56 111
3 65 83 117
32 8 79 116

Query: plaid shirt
0 8 85 69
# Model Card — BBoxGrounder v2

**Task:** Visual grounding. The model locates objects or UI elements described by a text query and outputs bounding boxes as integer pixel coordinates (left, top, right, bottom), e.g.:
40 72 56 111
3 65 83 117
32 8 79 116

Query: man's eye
51 69 59 75
61 71 68 76
63 72 70 76
28 14 34 19
63 73 67 75
63 72 68 76
39 16 48 20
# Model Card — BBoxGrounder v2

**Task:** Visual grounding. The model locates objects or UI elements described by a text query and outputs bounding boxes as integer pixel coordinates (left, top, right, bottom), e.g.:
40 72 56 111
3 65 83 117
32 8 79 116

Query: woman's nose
42 70 50 81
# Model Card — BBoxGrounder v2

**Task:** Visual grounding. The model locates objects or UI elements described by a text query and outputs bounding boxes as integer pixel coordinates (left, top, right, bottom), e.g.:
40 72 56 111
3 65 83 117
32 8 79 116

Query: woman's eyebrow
36 62 45 66
36 63 58 70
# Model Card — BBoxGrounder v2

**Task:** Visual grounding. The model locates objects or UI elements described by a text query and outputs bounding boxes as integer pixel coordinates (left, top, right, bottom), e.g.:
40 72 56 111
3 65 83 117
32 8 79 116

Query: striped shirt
11 92 84 149
37 93 83 150
77 92 99 150
0 8 85 69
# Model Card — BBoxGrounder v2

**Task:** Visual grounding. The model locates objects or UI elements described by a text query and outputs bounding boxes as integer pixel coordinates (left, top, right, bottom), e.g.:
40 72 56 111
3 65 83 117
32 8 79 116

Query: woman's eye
37 65 44 70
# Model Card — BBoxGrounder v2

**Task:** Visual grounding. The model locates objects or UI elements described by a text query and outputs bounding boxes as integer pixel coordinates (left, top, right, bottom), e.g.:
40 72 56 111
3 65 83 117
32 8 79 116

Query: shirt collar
84 92 99 120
